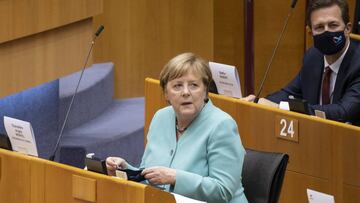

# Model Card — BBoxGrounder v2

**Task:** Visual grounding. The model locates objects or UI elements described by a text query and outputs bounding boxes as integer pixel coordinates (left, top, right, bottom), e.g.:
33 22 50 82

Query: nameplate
275 116 299 142
4 116 38 156
209 62 242 98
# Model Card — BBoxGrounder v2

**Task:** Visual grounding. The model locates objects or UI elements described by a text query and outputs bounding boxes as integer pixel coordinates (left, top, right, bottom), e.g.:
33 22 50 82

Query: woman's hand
106 157 127 176
142 166 176 185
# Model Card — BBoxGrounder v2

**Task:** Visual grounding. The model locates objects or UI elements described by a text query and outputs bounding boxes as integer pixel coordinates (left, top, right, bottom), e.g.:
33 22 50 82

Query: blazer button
170 149 174 156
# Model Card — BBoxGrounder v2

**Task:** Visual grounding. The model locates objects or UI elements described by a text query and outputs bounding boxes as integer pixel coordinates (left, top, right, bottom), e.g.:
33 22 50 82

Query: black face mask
313 30 346 55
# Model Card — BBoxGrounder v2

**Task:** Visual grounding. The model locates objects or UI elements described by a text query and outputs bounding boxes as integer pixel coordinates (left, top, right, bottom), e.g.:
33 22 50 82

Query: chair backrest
242 149 289 203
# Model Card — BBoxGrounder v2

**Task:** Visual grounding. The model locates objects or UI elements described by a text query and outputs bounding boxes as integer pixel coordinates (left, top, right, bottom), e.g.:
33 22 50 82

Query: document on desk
209 62 242 98
307 189 334 203
172 193 206 203
4 116 38 157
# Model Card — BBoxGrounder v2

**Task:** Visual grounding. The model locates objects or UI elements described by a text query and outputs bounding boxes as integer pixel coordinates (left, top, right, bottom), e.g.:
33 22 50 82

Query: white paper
115 170 128 180
209 62 242 98
314 110 327 119
307 189 335 203
279 101 290 111
4 116 38 157
172 193 207 203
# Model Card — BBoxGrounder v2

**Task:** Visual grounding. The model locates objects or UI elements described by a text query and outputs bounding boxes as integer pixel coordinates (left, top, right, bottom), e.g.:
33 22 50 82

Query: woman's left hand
142 166 176 185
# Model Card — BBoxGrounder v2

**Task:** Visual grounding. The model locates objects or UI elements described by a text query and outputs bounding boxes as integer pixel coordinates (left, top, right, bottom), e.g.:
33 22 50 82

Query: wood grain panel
253 0 306 97
93 0 213 98
0 0 102 43
30 162 45 203
0 150 31 203
44 159 175 203
45 164 110 203
279 170 331 203
96 178 129 203
72 175 96 202
236 103 332 179
44 157 175 203
342 126 360 187
0 19 93 98
343 184 360 203
213 0 245 93
0 148 175 203
348 0 356 24
45 165 76 203
144 185 177 203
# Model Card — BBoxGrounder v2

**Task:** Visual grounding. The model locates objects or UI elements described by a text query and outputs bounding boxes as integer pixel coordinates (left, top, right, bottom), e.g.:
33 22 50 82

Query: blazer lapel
333 42 356 102
307 54 324 104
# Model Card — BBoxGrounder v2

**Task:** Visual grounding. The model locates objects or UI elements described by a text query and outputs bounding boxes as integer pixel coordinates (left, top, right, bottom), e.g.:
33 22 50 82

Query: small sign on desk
307 189 334 203
275 115 299 142
4 116 38 156
209 62 242 98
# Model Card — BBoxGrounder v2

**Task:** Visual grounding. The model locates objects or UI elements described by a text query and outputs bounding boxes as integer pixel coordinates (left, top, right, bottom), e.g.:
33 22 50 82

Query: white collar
323 41 350 74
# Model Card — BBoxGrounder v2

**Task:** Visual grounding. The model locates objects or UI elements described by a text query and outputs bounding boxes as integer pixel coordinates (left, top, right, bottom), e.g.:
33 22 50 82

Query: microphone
254 0 298 103
95 25 104 37
49 25 105 161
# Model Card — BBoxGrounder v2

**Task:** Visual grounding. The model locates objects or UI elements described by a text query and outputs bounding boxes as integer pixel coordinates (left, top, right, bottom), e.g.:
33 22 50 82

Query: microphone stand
254 0 297 103
49 26 104 161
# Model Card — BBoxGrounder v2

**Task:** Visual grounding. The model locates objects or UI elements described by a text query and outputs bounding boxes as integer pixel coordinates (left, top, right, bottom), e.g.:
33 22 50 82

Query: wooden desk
0 149 175 203
145 78 360 203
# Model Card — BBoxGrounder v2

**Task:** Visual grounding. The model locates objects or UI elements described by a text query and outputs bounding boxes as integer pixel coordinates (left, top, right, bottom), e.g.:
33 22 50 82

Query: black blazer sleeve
266 72 303 103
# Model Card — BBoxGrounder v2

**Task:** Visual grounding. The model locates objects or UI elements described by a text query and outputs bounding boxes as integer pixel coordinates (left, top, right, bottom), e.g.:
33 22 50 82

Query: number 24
280 119 295 137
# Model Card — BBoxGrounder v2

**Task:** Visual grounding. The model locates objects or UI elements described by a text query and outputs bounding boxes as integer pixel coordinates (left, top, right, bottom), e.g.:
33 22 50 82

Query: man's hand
241 94 256 102
258 98 279 108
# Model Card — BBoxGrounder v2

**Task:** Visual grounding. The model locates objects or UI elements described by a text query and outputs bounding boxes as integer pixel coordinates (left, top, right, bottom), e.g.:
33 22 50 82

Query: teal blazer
139 100 248 203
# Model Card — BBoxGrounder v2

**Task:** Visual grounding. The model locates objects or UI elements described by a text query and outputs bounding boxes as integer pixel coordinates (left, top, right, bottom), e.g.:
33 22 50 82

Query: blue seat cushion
0 80 59 158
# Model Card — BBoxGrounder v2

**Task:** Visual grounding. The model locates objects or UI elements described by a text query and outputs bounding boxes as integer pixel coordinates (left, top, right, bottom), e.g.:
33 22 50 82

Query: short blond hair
159 52 212 92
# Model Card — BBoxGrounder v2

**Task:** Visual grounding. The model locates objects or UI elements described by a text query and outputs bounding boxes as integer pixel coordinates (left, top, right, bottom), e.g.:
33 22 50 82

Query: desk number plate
275 116 299 142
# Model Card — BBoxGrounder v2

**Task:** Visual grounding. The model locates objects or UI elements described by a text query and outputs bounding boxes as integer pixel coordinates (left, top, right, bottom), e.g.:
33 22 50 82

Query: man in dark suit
245 0 360 125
